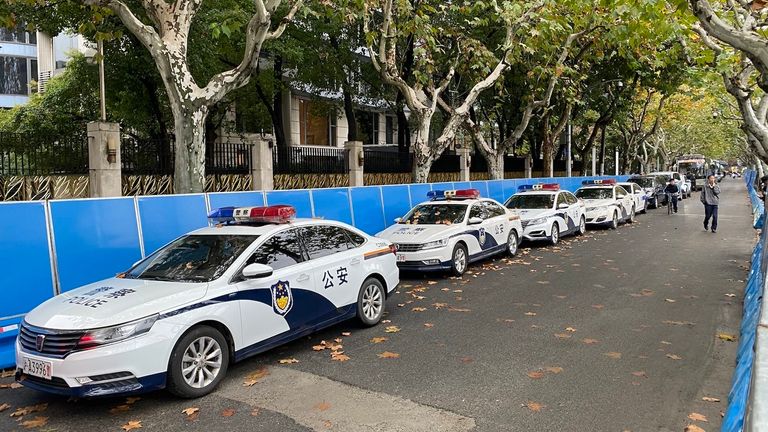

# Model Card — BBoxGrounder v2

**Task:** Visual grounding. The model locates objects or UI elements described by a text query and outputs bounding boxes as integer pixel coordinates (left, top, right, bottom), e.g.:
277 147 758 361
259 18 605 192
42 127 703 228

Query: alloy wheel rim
552 227 558 243
181 336 222 389
362 283 383 320
580 218 586 234
508 233 517 254
455 248 466 273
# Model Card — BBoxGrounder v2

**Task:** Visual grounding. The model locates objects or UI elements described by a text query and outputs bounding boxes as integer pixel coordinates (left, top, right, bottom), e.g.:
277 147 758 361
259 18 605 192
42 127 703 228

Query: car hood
508 209 551 220
377 224 463 244
24 277 208 330
582 199 615 208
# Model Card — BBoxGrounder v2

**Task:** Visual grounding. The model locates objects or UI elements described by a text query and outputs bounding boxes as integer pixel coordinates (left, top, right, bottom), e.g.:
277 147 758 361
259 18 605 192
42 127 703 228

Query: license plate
396 254 406 262
22 356 52 380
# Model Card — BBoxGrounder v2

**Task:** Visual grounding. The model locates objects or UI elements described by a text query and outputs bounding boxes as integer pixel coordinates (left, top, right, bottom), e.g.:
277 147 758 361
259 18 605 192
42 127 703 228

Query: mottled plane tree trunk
86 0 302 192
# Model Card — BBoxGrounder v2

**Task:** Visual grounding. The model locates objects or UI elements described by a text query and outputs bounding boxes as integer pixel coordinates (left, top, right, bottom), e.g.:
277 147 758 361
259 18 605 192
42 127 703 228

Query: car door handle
298 273 310 282
350 258 361 265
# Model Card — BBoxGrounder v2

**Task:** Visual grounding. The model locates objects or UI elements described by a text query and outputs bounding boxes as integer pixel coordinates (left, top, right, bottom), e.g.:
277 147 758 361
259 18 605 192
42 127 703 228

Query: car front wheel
627 206 636 223
507 230 519 256
167 325 229 398
357 277 385 326
610 211 619 230
450 243 468 276
577 216 586 235
549 223 560 245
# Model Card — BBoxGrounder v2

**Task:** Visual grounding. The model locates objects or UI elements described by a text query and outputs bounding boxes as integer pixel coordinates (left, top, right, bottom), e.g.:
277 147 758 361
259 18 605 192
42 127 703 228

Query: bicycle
666 193 674 215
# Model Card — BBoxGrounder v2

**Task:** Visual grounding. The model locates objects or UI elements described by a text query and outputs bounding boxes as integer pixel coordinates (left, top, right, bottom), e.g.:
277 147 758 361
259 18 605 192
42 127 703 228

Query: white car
16 205 399 398
503 183 586 245
377 189 523 276
575 180 636 229
651 171 690 198
618 181 648 214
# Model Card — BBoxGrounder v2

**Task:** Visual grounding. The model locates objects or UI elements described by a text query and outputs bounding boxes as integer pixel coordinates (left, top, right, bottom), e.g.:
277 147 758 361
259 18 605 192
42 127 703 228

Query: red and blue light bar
208 205 296 224
518 183 560 191
582 179 616 186
427 189 480 200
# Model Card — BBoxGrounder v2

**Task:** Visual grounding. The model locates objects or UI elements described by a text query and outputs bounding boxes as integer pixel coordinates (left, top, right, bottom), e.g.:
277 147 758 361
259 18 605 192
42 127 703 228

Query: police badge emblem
270 280 293 315
478 227 486 245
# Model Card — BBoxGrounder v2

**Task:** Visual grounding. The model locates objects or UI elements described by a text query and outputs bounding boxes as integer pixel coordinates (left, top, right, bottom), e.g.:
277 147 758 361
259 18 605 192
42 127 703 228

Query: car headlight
420 239 449 250
528 217 548 225
77 315 158 349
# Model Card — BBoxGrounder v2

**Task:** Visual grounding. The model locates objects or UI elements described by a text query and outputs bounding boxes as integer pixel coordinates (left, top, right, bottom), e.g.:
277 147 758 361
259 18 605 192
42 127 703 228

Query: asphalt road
0 178 754 432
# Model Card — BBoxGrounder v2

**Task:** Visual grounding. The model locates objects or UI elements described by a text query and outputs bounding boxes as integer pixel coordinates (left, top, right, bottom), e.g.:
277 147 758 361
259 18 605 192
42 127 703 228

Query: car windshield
505 194 555 209
628 178 654 188
655 175 670 183
576 188 613 200
402 204 467 225
125 234 258 282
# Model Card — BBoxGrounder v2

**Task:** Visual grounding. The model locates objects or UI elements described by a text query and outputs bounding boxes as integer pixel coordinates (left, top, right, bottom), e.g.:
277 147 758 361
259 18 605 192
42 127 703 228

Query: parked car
377 189 523 276
650 171 690 198
575 179 636 229
626 176 665 209
504 183 586 245
618 181 648 214
16 205 399 398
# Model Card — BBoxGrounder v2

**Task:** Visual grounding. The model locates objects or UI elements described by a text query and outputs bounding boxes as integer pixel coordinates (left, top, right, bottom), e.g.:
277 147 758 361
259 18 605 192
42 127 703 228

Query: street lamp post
566 121 572 177
591 146 596 176
615 149 619 175
98 39 106 121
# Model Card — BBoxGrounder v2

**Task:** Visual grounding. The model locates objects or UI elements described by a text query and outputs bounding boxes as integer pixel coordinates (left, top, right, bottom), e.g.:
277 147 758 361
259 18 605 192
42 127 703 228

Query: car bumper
522 222 551 241
15 329 173 398
585 210 611 225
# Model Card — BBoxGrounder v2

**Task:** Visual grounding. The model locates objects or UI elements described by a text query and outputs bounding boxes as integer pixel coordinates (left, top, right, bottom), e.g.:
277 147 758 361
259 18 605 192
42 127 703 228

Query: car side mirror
468 217 483 225
242 263 274 279
557 203 569 209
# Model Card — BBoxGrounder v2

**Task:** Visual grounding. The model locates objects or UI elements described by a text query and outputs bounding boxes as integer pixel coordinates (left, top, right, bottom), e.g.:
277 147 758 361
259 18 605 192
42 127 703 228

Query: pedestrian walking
701 174 721 233
663 178 679 213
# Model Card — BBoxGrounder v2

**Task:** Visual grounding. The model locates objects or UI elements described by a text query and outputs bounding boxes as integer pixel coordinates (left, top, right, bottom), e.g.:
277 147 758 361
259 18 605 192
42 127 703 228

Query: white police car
575 179 636 229
618 181 647 214
377 189 522 276
504 183 586 245
16 205 399 398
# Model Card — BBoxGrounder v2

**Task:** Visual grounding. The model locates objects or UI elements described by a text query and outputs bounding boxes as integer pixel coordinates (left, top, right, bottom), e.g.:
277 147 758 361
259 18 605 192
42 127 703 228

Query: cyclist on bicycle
664 178 680 213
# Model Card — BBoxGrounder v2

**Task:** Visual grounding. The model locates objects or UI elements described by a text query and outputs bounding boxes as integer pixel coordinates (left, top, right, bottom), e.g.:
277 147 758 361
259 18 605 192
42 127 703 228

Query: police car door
482 201 509 249
615 186 632 217
300 225 363 322
234 228 311 349
554 192 571 233
564 192 582 229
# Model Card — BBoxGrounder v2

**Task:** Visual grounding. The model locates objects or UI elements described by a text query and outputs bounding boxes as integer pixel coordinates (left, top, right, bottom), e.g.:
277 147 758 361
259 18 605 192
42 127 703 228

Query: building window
0 56 29 95
385 115 397 145
372 113 380 145
329 115 337 147
0 24 34 44
299 100 331 146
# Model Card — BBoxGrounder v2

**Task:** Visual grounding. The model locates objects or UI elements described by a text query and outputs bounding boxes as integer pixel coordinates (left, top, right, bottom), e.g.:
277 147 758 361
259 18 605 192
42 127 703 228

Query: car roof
189 218 356 236
578 185 614 189
415 198 490 206
514 190 560 195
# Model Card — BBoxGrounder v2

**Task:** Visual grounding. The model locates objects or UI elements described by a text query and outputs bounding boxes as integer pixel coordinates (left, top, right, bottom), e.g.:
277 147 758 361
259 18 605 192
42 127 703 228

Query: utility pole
615 149 619 175
591 146 596 177
98 39 106 121
566 121 572 177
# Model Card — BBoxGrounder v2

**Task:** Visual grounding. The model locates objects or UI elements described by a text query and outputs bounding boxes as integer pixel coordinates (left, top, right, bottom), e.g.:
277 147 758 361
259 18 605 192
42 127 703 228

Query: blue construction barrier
0 174 627 369
722 170 765 432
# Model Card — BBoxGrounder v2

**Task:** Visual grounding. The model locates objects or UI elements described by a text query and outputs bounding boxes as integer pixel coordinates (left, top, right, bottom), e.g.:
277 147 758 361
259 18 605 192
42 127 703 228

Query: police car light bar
582 179 616 186
428 189 480 200
233 205 297 224
518 183 560 191
207 207 236 223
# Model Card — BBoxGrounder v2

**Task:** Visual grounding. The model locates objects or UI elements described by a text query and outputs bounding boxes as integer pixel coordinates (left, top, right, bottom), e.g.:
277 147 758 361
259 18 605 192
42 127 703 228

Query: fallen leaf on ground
545 367 563 374
666 354 683 360
592 304 604 309
665 298 676 303
110 405 132 414
278 358 299 364
725 293 736 298
582 338 599 345
10 404 47 417
331 352 350 362
412 307 426 312
662 320 696 326
460 357 473 363
702 397 720 403
377 351 400 359
121 420 142 431
555 295 568 299
684 425 705 432
314 401 331 411
384 326 401 333
341 332 351 336
424 323 434 328
448 307 471 312
251 408 260 416
182 407 199 417
0 403 9 412
688 412 708 422
717 333 736 342
524 312 537 316
0 371 13 378
243 368 269 386
125 397 141 405
631 371 647 378
432 303 448 309
565 327 577 332
527 371 545 379
20 416 48 429
370 337 388 343
604 352 622 359
221 408 235 417
523 401 545 412
0 382 22 389
554 333 571 339
427 281 438 285
661 341 672 345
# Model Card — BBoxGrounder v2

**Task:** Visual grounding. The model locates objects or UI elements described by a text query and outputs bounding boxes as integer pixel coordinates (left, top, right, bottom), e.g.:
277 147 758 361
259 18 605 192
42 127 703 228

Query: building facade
0 24 37 108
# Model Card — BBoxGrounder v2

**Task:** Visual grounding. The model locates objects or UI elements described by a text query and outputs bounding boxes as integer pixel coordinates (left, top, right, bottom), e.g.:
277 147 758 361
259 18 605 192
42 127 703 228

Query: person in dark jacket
664 179 680 213
701 174 721 233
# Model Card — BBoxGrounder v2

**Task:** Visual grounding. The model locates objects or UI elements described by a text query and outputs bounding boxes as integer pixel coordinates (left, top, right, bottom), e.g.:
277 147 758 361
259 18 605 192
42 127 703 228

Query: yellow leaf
182 407 199 417
121 420 142 431
10 404 47 417
717 333 736 342
377 351 400 359
582 338 599 345
384 326 401 333
524 312 537 316
604 352 622 359
565 327 577 332
666 353 683 360
0 403 10 412
243 367 269 386
523 401 545 412
278 358 299 364
251 408 260 416
688 412 708 422
702 396 720 403
685 424 706 432
312 344 327 351
331 352 350 362
21 416 48 429
412 307 427 312
341 332 351 336
424 323 434 328
527 371 545 379
370 337 388 343
545 366 563 374
314 401 332 411
554 333 571 339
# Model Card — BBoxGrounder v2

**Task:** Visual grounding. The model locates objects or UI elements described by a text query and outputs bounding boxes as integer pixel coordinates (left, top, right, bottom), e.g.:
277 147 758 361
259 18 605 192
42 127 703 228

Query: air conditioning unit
37 70 53 93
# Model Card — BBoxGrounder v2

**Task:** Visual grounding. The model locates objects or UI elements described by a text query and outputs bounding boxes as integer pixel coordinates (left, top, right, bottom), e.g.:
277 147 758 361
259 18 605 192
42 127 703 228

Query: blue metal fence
0 175 627 368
